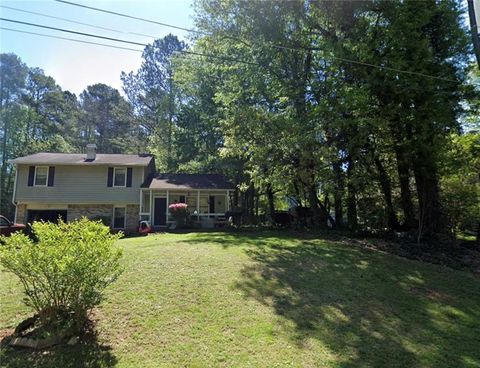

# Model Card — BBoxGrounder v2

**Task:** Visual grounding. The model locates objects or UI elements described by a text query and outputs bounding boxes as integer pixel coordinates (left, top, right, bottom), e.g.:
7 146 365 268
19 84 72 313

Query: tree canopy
0 0 478 244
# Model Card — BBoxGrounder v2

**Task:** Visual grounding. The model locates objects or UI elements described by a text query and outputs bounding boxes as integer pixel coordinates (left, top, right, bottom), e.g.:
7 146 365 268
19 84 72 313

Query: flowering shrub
169 203 188 226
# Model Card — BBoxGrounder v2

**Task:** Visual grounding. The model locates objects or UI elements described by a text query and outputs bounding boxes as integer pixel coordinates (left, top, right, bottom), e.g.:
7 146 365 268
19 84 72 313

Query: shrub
169 203 189 227
0 218 123 331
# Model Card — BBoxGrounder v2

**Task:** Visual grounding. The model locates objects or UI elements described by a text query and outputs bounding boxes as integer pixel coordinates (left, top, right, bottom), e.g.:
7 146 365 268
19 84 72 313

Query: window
34 166 48 186
113 168 126 187
199 196 209 213
113 207 126 229
141 191 150 213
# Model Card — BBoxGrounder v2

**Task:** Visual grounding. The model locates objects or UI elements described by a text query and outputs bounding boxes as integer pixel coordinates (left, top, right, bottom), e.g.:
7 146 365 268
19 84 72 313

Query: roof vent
86 144 97 161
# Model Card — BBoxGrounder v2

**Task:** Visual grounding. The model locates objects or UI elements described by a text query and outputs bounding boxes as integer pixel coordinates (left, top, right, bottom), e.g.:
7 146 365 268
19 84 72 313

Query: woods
1 0 479 244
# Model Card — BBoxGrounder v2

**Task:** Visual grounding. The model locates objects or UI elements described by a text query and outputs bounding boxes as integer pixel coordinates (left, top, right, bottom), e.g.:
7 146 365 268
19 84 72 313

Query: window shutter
126 168 133 187
48 167 55 187
107 167 113 187
28 166 35 186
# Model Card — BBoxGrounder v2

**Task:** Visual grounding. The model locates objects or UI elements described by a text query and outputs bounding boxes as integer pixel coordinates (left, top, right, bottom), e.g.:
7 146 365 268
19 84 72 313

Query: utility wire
0 18 259 66
0 17 146 46
269 43 458 83
0 27 143 52
54 0 459 83
55 0 199 35
0 4 158 39
54 0 250 45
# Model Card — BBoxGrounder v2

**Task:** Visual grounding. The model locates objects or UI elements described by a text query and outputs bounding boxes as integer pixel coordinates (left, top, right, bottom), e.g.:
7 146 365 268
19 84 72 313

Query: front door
154 198 167 226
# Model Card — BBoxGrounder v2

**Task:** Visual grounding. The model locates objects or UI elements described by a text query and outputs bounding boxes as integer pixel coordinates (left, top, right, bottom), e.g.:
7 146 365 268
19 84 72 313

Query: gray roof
10 152 153 166
142 173 234 190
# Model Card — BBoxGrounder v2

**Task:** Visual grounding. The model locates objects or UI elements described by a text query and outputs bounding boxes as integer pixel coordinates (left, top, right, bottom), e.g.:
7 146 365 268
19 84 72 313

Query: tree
0 53 28 217
79 84 136 154
121 34 186 170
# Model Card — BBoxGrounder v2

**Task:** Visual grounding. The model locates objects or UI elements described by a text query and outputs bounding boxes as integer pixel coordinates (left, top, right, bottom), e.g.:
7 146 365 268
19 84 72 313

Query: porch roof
141 173 234 190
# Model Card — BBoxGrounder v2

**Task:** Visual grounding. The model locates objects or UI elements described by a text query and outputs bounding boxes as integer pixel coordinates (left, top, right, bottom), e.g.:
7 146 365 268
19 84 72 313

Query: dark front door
209 196 215 214
154 198 167 226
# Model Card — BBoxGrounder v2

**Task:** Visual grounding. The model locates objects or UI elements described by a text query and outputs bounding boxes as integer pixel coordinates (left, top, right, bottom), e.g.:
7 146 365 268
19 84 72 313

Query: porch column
166 190 169 223
139 189 143 221
197 190 200 214
226 190 230 211
149 189 153 223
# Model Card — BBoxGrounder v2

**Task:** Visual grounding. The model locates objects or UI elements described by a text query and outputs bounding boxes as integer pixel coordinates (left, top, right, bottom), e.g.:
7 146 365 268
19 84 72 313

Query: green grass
1 231 480 367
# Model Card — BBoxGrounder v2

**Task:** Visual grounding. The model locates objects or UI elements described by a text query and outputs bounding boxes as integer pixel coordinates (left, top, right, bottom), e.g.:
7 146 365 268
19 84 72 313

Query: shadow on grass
0 329 117 368
188 231 480 367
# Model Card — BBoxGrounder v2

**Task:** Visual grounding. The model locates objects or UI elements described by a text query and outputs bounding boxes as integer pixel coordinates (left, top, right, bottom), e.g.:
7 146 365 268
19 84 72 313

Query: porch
139 188 232 229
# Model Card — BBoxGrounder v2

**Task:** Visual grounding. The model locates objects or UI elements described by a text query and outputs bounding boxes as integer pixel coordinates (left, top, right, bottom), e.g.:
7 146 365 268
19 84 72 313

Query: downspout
12 165 18 222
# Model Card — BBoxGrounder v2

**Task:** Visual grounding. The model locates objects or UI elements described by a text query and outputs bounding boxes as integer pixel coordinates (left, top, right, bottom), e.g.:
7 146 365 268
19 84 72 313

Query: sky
0 0 195 95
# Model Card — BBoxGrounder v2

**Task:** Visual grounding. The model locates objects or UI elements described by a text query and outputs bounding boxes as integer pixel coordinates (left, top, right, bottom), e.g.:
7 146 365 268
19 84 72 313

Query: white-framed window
34 166 48 187
113 167 127 187
113 206 126 229
141 191 150 213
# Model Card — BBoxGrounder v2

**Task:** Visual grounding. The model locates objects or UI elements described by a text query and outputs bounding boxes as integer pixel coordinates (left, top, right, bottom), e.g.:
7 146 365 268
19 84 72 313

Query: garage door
27 210 67 224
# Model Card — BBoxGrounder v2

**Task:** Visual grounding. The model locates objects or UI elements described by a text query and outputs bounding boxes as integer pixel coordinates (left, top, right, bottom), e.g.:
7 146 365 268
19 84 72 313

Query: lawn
1 231 479 367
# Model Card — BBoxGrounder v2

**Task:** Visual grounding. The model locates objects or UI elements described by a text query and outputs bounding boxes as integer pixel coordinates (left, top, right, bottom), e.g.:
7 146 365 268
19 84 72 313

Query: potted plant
169 203 189 228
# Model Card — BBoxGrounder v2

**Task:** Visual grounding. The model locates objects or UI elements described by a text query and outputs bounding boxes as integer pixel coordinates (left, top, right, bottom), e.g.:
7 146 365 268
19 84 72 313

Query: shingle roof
10 152 153 166
142 173 234 190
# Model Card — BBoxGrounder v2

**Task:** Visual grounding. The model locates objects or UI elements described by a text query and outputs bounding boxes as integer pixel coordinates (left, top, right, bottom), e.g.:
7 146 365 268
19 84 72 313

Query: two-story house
10 144 233 233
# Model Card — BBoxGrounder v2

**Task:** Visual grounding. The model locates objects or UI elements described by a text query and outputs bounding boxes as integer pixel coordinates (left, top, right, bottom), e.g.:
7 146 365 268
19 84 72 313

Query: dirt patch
0 328 15 343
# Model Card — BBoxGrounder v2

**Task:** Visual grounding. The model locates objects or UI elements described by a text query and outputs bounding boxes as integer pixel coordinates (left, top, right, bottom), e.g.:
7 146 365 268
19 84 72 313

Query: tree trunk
374 156 401 231
476 222 480 245
346 158 358 230
468 0 480 69
394 145 416 229
412 159 443 240
308 184 323 227
332 161 344 228
246 181 255 224
266 183 275 222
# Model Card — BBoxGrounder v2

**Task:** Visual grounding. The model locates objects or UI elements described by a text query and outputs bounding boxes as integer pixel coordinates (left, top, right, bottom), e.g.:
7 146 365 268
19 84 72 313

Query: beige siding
15 164 144 204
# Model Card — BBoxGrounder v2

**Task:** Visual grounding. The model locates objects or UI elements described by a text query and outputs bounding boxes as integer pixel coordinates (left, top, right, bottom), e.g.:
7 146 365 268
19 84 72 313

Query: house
10 144 233 233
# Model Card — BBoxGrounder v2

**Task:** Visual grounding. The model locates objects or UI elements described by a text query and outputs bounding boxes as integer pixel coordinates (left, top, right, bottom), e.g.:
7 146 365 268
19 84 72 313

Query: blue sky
0 0 195 95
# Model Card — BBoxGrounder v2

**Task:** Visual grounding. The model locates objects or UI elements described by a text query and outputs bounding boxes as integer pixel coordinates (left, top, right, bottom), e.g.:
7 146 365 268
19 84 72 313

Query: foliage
0 218 123 329
441 132 480 240
1 0 479 244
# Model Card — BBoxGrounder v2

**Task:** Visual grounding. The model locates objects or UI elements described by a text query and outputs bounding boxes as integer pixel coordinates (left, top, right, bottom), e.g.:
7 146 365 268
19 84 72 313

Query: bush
0 218 123 331
169 203 189 227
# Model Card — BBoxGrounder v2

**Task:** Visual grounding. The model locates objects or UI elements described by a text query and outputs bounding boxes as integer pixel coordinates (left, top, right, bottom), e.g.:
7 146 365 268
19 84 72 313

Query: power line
1 11 459 83
54 0 459 83
0 17 146 46
0 18 259 66
269 44 458 83
55 0 199 35
0 4 158 39
54 0 248 45
0 27 143 52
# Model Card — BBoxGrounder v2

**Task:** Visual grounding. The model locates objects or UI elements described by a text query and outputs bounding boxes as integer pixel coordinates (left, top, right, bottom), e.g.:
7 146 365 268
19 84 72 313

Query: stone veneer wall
126 204 139 233
15 204 27 224
67 204 139 234
14 204 139 234
67 204 113 224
